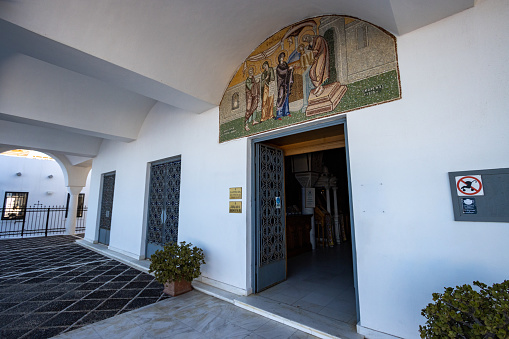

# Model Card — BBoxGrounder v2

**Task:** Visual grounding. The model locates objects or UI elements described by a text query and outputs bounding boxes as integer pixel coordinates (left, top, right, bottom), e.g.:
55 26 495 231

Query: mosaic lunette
219 15 401 142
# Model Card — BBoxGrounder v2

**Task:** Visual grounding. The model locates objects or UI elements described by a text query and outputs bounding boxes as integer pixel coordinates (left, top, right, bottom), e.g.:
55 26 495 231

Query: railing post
45 207 51 237
20 206 27 237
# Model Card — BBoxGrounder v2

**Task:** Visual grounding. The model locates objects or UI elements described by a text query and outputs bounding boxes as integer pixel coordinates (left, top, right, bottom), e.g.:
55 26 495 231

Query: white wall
0 155 90 207
84 0 508 337
348 0 509 337
86 103 249 293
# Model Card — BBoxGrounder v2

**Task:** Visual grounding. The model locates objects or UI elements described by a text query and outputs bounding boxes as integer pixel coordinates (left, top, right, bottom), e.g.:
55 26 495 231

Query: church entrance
252 121 358 328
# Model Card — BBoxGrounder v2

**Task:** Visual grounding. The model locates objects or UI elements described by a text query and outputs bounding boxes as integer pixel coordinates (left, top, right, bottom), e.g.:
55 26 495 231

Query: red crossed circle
456 176 482 195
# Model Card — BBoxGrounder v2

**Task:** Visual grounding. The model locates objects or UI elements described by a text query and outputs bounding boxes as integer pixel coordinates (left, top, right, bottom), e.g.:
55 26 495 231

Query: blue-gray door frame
250 116 360 323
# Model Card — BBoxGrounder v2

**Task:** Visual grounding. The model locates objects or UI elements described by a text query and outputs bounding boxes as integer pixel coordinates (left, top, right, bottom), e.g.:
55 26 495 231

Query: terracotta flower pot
163 280 193 296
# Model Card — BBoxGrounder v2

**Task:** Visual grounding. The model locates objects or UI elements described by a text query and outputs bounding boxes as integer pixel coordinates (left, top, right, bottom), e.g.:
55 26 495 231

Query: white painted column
301 187 316 249
65 186 83 235
332 186 341 244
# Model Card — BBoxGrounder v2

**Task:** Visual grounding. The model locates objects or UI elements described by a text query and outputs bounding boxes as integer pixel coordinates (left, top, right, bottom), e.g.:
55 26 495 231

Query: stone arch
47 153 91 189
2 148 91 188
0 148 91 234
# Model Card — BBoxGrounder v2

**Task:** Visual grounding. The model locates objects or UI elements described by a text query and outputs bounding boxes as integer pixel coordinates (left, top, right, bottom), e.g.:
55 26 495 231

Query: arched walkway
0 148 91 236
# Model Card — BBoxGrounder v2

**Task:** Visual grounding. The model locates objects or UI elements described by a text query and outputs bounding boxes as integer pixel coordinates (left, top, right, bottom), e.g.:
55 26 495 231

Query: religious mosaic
219 15 401 142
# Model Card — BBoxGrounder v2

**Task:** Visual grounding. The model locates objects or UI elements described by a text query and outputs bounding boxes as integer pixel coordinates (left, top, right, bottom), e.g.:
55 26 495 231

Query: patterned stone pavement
0 235 169 339
0 235 324 339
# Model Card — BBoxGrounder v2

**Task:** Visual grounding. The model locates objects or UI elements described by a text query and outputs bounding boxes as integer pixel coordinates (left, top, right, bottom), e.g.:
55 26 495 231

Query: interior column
332 186 341 244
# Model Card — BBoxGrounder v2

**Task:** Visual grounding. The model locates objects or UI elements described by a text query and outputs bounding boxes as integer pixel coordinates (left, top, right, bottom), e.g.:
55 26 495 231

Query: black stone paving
0 235 169 339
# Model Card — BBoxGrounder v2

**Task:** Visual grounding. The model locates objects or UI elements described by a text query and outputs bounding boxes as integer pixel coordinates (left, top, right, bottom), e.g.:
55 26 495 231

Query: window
2 192 29 220
77 194 85 218
66 193 85 218
232 92 240 110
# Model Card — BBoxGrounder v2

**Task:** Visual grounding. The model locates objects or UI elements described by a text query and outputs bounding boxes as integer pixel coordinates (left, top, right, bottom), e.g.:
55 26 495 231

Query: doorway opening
252 122 358 329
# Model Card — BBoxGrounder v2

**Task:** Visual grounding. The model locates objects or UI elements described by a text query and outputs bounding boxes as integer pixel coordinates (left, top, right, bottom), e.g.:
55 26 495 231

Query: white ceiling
0 0 474 163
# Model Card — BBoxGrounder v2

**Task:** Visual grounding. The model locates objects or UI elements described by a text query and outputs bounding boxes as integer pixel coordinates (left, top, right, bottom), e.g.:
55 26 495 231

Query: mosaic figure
302 34 329 97
297 44 314 112
287 37 301 64
275 52 294 120
260 61 275 122
244 67 260 131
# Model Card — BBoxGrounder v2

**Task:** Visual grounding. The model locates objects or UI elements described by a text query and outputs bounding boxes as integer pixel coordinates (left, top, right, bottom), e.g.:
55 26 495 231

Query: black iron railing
0 205 87 238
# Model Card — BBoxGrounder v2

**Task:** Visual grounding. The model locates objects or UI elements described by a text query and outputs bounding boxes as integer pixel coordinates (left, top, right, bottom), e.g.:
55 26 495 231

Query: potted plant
149 241 206 296
420 280 509 338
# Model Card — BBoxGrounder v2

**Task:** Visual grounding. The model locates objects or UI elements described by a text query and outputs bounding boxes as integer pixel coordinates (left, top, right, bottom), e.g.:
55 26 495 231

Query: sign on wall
229 187 242 213
305 187 315 208
229 187 242 199
455 175 484 196
449 168 509 222
219 15 401 142
461 198 477 214
229 201 242 213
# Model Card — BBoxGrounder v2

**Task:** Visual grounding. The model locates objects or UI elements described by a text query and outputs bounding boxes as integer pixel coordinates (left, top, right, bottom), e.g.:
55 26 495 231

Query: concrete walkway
76 240 362 339
54 289 320 339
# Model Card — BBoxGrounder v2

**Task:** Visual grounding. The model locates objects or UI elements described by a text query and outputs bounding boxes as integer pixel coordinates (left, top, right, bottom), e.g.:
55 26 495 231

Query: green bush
149 241 205 284
420 280 509 338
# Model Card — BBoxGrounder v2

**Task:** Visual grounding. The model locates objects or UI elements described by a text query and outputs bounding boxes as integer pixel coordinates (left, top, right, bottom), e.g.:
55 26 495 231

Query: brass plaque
229 201 242 213
229 187 242 199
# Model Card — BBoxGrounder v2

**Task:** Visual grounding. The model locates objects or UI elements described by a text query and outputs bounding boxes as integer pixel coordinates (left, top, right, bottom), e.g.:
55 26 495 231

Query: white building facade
0 0 508 337
85 1 509 337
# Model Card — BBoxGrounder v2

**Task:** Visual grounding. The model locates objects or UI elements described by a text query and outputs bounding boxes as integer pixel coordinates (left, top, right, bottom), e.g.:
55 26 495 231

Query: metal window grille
2 192 29 220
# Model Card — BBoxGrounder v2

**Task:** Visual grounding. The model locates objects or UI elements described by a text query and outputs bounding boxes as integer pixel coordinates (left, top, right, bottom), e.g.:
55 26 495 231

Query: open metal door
98 172 115 245
255 143 286 292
